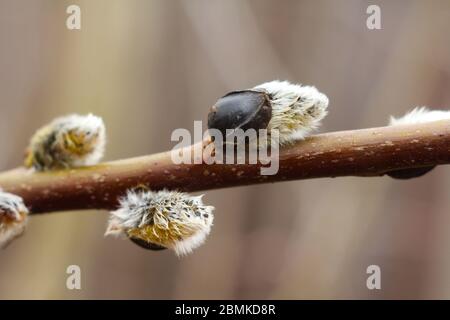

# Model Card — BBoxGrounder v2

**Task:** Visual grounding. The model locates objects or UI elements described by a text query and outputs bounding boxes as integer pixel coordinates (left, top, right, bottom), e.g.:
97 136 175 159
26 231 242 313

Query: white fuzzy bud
106 189 214 256
253 80 329 145
25 114 106 171
389 107 450 126
0 190 29 248
387 107 450 180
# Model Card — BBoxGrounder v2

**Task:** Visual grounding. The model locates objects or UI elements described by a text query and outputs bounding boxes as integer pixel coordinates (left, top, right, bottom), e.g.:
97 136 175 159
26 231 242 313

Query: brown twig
0 120 449 214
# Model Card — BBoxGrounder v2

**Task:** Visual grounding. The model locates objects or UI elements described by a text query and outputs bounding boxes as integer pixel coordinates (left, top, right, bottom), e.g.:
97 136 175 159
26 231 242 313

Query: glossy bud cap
207 90 272 137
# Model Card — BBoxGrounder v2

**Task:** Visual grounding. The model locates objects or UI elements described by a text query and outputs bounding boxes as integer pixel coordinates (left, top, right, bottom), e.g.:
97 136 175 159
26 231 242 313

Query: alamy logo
366 5 381 30
66 5 81 30
366 265 381 290
66 265 82 290
171 121 280 176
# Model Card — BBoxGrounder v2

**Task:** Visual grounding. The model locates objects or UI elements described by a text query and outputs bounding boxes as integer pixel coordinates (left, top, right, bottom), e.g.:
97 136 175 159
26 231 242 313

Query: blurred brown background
0 0 450 299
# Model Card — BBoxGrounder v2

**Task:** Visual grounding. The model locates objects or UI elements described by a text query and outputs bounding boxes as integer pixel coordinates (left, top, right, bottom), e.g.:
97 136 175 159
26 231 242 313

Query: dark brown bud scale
207 90 272 138
129 237 167 251
386 165 436 179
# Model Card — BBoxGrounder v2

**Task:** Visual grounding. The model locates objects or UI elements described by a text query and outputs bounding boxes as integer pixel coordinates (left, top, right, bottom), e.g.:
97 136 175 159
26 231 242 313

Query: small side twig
0 120 448 214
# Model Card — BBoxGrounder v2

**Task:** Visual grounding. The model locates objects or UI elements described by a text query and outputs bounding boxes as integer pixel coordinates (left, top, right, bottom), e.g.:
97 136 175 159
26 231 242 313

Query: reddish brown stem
0 120 449 214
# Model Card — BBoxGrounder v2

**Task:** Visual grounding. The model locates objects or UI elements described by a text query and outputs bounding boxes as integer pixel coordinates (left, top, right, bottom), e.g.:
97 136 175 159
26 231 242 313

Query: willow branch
0 120 449 214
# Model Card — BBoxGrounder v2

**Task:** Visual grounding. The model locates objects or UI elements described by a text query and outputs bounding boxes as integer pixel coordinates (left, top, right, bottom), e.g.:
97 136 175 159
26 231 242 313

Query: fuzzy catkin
389 107 450 126
253 80 329 145
25 114 106 171
0 190 29 248
106 189 214 256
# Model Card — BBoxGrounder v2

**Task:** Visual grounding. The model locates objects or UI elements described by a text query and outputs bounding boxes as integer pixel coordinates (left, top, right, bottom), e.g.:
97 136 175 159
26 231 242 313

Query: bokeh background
0 0 450 299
